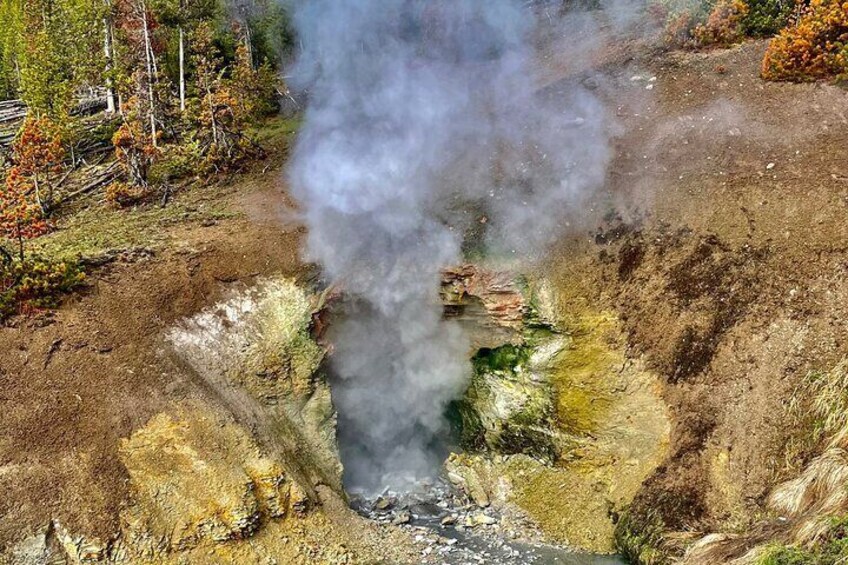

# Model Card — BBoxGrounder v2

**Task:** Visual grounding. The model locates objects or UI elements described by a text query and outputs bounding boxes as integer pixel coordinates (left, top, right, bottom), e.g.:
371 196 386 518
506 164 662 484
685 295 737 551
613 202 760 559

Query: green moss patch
454 342 559 460
472 343 533 374
613 507 671 565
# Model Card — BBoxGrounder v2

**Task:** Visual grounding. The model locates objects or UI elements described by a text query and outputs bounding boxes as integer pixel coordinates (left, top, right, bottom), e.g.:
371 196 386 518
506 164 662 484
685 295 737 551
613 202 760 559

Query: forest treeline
647 0 847 81
0 0 293 179
0 0 294 319
0 0 293 113
0 0 844 320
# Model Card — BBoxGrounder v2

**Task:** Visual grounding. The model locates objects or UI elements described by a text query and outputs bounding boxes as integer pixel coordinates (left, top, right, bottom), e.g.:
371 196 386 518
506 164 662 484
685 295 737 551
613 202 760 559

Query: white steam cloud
287 0 613 491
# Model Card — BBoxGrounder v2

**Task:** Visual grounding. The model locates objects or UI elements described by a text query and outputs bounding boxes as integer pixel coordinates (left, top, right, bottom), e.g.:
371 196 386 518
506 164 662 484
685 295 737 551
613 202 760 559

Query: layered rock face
442 265 561 460
440 265 671 553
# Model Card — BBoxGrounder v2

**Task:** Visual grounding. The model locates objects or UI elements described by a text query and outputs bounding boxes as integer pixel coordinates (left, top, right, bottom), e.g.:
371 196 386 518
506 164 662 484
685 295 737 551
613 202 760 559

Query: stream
350 479 626 565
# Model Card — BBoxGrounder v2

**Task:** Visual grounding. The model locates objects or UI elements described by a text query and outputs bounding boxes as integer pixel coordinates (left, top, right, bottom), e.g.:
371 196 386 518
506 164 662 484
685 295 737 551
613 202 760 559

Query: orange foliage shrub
695 0 750 45
0 117 61 260
105 181 148 208
664 10 701 47
762 0 848 81
191 27 265 174
0 167 51 260
113 105 157 189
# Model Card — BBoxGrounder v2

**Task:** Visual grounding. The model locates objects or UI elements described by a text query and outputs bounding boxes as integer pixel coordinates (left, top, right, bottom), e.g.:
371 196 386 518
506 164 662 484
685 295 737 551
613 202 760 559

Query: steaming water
289 0 611 492
350 478 625 564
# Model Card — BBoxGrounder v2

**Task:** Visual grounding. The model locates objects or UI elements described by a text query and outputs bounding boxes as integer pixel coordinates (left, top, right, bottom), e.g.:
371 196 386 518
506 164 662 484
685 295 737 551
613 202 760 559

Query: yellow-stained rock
448 274 671 553
119 409 295 553
167 278 343 494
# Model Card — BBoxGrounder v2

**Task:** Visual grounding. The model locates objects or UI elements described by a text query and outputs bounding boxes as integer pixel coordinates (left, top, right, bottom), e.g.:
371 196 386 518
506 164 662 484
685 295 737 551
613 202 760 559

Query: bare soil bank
544 39 848 555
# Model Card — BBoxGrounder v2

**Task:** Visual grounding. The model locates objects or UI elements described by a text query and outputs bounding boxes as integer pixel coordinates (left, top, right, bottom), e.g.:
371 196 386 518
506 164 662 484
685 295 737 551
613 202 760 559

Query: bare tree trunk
149 30 159 79
33 174 44 214
17 228 24 261
244 24 254 69
103 14 116 114
205 81 218 145
179 26 186 112
140 1 158 147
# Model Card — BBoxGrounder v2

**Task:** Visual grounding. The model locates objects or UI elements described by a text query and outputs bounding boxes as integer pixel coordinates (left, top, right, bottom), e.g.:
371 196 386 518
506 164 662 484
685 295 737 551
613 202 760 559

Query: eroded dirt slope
0 172 307 543
544 39 848 558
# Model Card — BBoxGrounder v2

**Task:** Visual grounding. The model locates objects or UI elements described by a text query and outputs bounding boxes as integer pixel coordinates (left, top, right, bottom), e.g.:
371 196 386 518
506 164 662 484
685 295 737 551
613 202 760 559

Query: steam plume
288 0 612 491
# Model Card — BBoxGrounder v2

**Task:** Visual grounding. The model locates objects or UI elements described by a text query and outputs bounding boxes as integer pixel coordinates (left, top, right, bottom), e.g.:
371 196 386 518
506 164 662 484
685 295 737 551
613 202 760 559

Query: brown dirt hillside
0 167 311 546
544 39 848 554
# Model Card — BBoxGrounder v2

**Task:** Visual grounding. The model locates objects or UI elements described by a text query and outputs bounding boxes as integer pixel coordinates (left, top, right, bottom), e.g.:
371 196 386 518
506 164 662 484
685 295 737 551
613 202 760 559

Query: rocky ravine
4 279 423 564
2 264 670 564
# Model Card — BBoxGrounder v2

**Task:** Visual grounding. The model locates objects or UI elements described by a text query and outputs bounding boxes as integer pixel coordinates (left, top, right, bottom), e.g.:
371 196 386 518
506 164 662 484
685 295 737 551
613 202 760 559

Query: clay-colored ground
545 39 848 545
0 164 312 545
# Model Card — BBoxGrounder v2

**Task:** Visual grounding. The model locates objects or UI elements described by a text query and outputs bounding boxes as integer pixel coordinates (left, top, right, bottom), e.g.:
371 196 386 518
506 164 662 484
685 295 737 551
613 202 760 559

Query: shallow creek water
351 479 626 565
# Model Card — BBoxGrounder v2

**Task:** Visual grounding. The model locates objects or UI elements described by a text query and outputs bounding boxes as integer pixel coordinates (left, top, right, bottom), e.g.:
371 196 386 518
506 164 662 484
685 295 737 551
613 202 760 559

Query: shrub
10 116 66 213
743 0 799 36
148 141 204 186
229 44 279 124
190 27 267 175
1 120 58 260
0 255 84 320
113 98 158 188
649 0 712 47
104 181 148 208
694 0 750 45
664 10 703 47
762 0 848 81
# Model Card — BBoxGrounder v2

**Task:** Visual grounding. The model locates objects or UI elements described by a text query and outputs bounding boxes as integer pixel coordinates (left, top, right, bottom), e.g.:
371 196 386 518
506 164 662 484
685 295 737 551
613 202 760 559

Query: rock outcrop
445 270 670 553
118 409 305 555
0 278 424 564
167 278 343 495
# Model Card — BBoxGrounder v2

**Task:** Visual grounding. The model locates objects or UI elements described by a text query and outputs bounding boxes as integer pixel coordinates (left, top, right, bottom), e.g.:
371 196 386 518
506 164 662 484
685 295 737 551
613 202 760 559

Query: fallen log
0 96 109 150
57 162 122 205
0 100 26 124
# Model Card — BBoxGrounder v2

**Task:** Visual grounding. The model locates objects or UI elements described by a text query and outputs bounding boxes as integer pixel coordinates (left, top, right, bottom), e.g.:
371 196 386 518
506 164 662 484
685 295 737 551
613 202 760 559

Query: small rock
392 511 411 525
766 162 776 170
582 76 599 90
374 496 394 511
441 515 457 526
465 512 497 527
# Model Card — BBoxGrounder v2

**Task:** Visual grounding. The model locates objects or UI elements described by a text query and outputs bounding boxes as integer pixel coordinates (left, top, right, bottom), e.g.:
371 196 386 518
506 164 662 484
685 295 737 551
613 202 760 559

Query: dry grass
682 360 848 563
